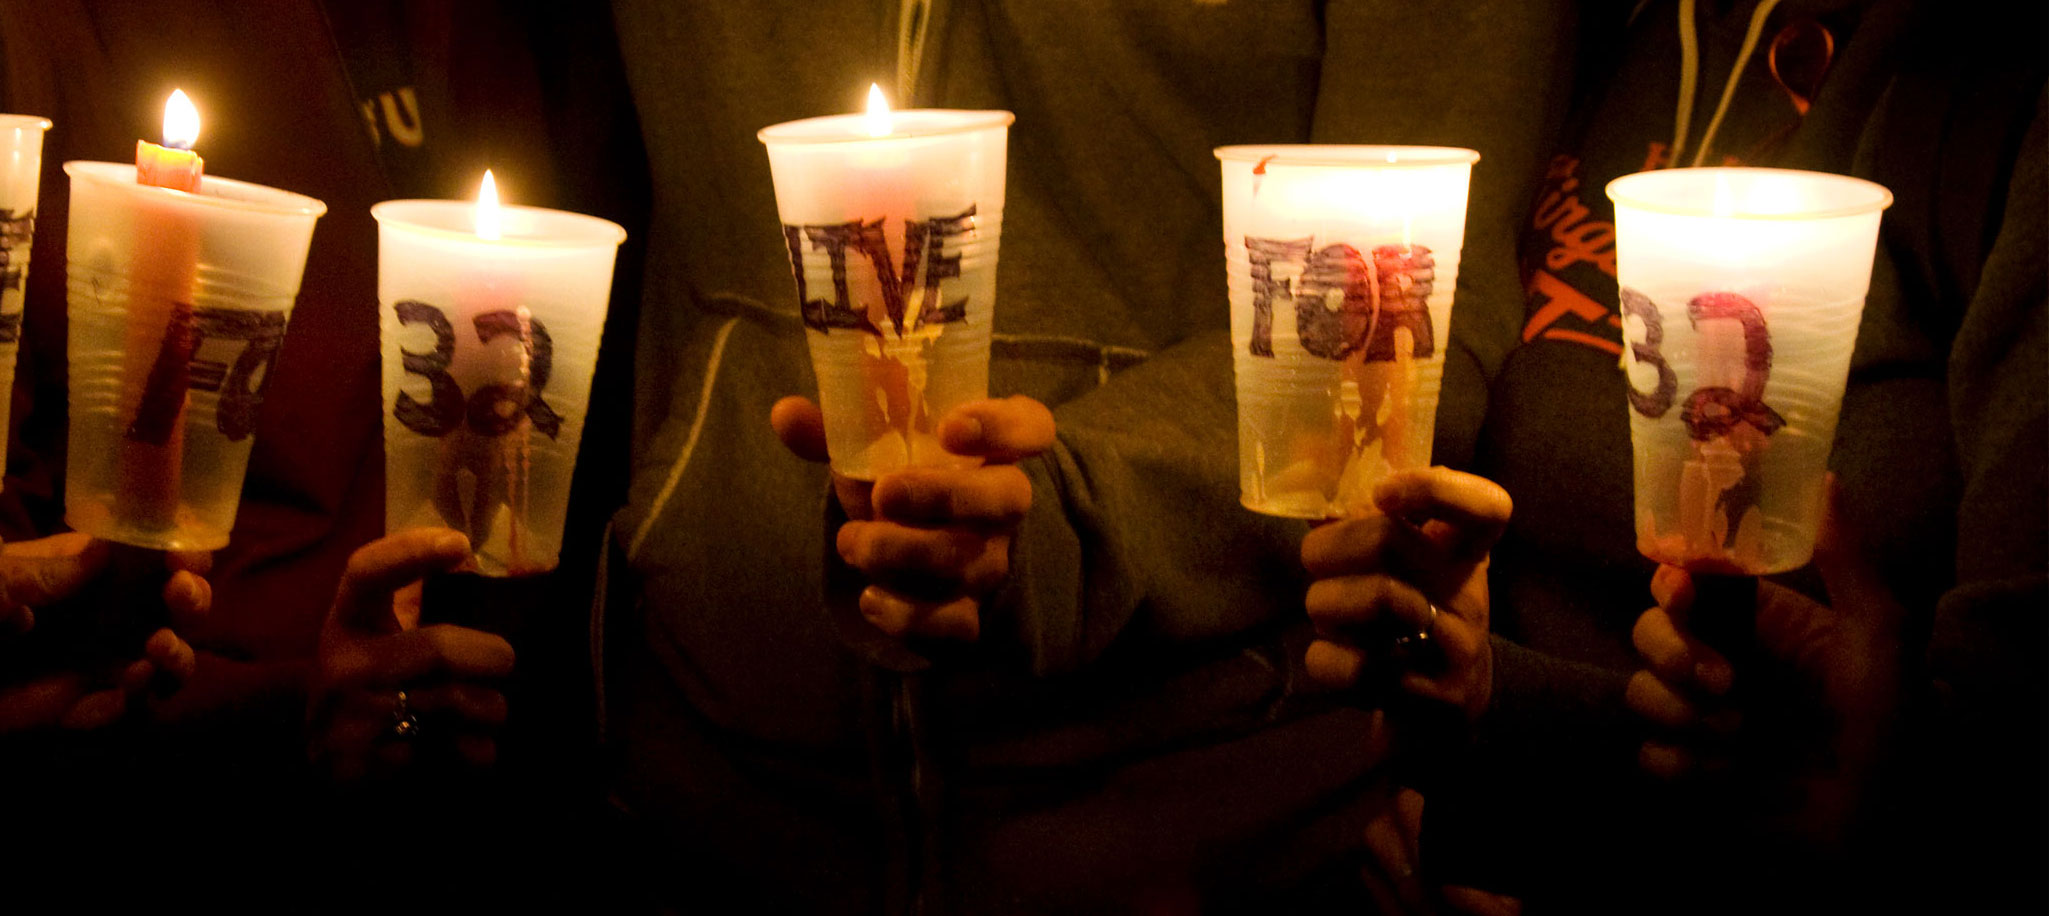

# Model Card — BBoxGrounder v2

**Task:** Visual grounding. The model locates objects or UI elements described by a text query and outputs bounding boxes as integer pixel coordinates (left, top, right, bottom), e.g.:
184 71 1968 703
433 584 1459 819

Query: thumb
329 529 472 636
770 396 831 464
0 533 108 607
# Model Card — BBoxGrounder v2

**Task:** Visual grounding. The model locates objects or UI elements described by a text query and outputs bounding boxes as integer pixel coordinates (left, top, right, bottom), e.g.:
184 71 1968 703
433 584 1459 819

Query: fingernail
436 532 472 555
954 415 984 444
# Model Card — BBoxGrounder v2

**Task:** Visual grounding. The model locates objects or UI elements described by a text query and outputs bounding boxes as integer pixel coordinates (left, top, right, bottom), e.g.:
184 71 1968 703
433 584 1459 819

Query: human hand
772 395 1055 644
1301 468 1511 721
1627 483 1901 838
307 529 513 783
1357 785 1525 916
0 533 210 733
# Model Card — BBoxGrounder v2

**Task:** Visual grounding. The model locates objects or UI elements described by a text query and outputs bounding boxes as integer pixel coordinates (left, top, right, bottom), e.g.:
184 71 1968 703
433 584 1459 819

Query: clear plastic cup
62 161 326 551
1609 167 1892 574
1217 145 1478 518
759 109 1011 481
373 200 624 577
0 115 52 488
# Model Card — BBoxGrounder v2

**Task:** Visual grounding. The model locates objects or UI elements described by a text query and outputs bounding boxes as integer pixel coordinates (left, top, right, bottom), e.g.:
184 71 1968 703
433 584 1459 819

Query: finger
118 657 156 695
1631 607 1731 695
1395 788 1425 852
1304 574 1431 635
144 627 198 686
1301 515 1471 593
1397 611 1487 710
62 687 128 730
163 570 211 633
406 683 510 728
0 673 85 733
1625 669 1701 730
838 522 1006 597
1638 740 1695 780
770 396 830 464
1442 886 1524 916
1304 639 1367 688
321 624 515 692
858 589 980 642
392 579 426 631
768 394 875 518
0 533 107 606
330 530 473 635
1371 468 1513 559
1361 806 1428 913
1647 565 1696 621
872 465 1032 528
938 396 1055 463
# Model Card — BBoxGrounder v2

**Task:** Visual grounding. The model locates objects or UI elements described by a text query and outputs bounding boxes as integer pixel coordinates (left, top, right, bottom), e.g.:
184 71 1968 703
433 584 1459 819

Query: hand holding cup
774 394 1053 645
0 533 210 733
1301 467 1511 721
308 529 513 782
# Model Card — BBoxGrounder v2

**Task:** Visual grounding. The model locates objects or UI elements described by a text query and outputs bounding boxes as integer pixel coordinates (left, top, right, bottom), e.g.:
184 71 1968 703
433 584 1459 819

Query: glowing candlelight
162 89 200 150
475 169 502 241
135 89 203 192
863 83 893 138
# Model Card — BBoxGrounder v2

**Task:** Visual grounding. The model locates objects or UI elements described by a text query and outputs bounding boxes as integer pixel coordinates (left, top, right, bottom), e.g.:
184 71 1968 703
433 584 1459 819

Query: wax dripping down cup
1608 167 1890 575
759 101 1012 481
1217 145 1478 519
62 161 325 551
373 198 625 577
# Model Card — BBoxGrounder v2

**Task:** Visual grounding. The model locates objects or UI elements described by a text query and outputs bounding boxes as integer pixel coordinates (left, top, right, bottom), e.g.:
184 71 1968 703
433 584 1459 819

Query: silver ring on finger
388 688 422 741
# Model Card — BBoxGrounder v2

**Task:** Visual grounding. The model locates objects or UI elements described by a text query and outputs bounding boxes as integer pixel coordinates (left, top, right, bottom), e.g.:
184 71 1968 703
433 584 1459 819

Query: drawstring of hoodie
1670 0 1785 167
898 0 933 103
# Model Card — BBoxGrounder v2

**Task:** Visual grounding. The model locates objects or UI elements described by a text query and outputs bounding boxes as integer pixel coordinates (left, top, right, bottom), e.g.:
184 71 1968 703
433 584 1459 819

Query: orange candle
116 88 204 531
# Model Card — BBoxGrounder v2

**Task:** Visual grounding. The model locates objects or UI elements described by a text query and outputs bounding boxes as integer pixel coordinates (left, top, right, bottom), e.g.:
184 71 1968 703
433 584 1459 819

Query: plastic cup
62 161 326 551
1217 145 1478 518
759 108 1011 481
0 115 52 487
1609 167 1891 575
373 200 625 577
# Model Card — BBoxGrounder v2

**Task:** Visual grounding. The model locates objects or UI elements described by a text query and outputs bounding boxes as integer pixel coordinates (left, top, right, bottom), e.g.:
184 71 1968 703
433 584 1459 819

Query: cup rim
0 114 51 132
1214 145 1480 168
371 198 627 248
1606 167 1893 220
64 160 328 217
758 109 1015 145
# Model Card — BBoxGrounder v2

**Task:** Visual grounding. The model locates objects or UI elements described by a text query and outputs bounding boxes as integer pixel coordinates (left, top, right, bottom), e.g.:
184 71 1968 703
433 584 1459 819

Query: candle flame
476 169 503 241
864 83 893 138
163 89 200 150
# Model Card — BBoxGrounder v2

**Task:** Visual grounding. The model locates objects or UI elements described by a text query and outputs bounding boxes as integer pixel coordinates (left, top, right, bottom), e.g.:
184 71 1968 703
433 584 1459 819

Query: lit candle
1215 145 1479 519
62 91 327 551
135 89 203 192
0 113 51 494
1609 166 1891 574
373 173 626 576
758 86 1013 480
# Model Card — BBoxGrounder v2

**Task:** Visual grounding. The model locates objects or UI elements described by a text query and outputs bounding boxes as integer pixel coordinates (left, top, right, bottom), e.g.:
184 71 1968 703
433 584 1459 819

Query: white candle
1609 166 1891 574
758 87 1013 480
1216 145 1478 518
373 175 626 576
